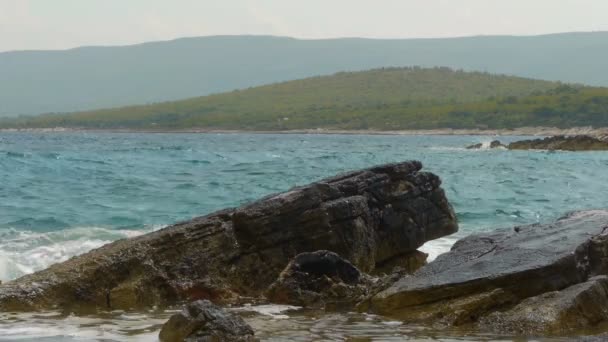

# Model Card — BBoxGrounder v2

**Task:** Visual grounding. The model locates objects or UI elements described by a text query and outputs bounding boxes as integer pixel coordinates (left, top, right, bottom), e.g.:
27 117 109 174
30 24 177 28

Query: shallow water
2 132 608 340
0 305 576 341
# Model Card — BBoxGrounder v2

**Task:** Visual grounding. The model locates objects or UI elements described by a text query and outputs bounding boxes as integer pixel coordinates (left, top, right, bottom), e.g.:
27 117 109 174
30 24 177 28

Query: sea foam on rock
0 161 457 311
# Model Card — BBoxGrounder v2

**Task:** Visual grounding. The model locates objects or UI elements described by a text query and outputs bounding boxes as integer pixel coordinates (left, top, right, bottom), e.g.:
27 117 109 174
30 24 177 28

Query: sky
1 0 608 52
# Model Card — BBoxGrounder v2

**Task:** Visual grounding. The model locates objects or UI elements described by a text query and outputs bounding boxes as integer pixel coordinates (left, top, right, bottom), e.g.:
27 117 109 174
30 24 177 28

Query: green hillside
1 32 608 117
2 67 608 130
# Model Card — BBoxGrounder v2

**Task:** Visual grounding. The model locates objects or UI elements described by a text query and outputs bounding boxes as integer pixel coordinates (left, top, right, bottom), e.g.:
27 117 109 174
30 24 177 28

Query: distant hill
4 67 607 130
1 32 607 117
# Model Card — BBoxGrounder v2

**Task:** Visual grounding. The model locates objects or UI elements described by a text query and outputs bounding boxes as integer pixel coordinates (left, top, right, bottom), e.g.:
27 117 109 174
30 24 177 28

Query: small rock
159 300 255 342
489 140 506 149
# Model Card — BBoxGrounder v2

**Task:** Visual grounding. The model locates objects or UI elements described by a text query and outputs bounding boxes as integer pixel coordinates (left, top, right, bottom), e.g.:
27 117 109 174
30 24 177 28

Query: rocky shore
3 160 608 340
467 134 608 151
0 161 457 313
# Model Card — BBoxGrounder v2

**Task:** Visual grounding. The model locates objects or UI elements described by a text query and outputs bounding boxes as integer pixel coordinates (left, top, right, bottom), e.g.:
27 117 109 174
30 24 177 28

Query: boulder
159 300 254 342
508 135 608 151
0 161 457 311
265 250 371 309
368 210 608 333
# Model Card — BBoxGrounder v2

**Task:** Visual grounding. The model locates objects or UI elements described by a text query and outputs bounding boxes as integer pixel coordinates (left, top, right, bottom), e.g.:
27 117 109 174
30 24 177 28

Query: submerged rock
159 300 254 342
0 161 457 311
265 250 371 309
489 140 506 149
368 210 608 334
466 140 506 150
508 135 608 151
466 143 483 149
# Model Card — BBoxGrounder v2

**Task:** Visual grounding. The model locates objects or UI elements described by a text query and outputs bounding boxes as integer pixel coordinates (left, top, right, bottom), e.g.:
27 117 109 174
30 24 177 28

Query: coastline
2 126 608 136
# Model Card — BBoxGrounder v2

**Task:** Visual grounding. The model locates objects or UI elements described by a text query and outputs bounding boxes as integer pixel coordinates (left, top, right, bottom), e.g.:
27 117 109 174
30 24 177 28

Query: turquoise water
1 132 608 341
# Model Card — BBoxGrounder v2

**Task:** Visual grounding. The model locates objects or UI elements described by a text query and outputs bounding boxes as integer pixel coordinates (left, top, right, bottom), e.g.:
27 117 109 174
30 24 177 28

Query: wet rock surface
159 300 255 342
368 210 608 334
265 250 372 309
0 161 457 311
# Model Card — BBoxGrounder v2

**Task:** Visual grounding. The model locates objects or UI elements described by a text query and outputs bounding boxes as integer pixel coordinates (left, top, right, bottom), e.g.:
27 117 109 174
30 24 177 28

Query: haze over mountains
1 31 607 117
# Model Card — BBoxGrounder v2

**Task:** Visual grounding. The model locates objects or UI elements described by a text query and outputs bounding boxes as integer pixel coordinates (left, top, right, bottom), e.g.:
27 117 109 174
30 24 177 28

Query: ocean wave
419 235 461 261
0 226 162 282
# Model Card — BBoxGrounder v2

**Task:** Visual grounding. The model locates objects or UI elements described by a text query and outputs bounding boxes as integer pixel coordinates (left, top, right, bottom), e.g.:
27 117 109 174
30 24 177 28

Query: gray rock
159 300 254 342
368 210 608 332
0 161 457 311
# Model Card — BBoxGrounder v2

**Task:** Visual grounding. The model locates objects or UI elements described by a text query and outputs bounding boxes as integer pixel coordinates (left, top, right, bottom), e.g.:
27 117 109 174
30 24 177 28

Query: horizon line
1 30 607 54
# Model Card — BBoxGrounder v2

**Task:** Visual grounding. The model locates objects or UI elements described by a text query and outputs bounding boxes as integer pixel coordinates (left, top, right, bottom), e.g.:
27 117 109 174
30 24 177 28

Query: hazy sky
2 0 608 52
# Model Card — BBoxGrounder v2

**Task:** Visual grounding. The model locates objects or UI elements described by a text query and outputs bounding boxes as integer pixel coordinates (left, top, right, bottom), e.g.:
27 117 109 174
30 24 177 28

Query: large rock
0 161 457 311
508 135 608 151
159 300 255 342
368 210 608 333
265 250 372 309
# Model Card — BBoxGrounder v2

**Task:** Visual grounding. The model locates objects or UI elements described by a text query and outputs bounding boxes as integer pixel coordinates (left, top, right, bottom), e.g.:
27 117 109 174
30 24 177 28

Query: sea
1 132 608 341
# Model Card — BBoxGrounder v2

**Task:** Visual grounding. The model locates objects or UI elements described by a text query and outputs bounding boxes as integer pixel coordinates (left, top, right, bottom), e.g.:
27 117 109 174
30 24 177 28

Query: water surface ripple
1 132 608 341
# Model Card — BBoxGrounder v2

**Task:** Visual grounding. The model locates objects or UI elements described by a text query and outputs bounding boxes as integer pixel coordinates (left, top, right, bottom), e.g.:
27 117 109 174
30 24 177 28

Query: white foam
419 236 459 261
0 226 162 282
234 304 301 319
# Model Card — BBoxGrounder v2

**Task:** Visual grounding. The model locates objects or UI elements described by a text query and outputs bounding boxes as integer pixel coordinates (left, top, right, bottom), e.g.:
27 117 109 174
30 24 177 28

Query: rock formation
367 210 608 334
159 300 255 342
508 135 608 151
466 135 608 151
0 161 457 312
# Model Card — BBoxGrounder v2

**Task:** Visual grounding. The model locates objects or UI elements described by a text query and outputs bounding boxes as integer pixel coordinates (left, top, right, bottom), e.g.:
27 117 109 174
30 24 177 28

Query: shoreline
2 126 608 136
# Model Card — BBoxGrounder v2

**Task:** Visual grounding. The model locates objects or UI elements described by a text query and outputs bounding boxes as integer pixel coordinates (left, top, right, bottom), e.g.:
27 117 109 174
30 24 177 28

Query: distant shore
2 126 608 136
